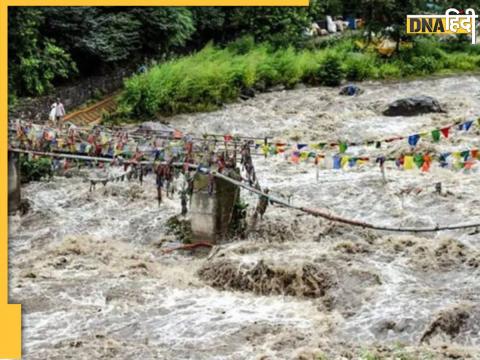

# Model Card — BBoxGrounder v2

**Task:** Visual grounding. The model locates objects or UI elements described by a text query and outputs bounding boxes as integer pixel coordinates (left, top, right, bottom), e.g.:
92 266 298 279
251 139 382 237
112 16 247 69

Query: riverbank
114 36 480 121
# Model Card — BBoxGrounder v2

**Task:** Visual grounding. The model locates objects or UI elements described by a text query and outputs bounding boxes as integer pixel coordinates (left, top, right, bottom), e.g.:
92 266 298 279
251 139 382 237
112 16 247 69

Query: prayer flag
440 127 450 138
224 135 233 142
341 156 350 168
333 156 341 169
261 144 270 156
413 154 424 168
297 144 308 150
276 144 285 153
464 160 475 170
431 129 440 142
463 120 473 131
404 155 414 170
439 153 449 167
173 130 183 139
291 151 300 164
339 142 348 153
421 155 432 172
408 134 420 147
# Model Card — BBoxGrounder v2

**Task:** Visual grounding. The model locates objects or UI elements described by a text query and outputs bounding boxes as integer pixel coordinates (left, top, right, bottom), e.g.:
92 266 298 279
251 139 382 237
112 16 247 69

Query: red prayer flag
471 149 479 159
440 127 450 138
291 153 300 164
173 130 183 139
224 135 233 142
464 160 475 170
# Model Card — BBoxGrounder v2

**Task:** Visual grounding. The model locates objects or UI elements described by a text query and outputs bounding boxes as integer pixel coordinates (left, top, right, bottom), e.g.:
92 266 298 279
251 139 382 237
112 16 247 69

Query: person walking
48 102 57 125
55 98 66 127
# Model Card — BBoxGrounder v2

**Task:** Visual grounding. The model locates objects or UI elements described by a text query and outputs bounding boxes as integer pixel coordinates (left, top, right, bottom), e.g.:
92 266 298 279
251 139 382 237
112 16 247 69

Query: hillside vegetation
116 36 480 119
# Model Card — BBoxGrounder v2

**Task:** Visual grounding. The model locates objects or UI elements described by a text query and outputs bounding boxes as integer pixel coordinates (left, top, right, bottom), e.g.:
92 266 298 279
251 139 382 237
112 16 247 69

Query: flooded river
9 75 480 359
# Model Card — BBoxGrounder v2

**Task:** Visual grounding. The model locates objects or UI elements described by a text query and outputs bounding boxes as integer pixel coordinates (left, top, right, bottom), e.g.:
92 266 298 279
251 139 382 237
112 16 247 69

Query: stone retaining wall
9 68 133 123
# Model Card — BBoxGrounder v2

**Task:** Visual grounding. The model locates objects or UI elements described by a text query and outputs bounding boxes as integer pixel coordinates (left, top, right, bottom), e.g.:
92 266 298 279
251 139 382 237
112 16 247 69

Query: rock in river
383 95 444 116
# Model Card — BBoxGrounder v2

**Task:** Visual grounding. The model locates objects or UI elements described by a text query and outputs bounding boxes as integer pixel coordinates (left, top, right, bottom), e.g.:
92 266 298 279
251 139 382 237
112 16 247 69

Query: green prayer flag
339 142 348 153
414 154 424 168
431 129 440 142
461 150 470 160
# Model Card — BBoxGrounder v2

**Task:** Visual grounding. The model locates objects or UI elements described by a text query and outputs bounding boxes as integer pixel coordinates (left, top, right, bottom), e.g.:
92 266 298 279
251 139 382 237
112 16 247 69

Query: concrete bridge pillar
190 173 239 243
8 152 21 214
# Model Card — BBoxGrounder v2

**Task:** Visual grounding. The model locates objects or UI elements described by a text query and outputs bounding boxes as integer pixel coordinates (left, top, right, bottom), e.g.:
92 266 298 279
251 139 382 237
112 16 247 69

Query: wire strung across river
213 171 480 233
10 148 480 234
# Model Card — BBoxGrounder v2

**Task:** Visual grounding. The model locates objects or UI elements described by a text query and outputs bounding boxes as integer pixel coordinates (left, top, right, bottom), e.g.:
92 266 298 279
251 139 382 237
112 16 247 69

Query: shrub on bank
20 156 52 183
116 36 480 119
343 52 377 81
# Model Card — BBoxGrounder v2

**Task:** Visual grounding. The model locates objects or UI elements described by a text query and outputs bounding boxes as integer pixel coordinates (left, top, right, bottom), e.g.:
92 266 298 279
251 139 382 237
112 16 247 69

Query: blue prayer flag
408 134 420 147
333 156 341 169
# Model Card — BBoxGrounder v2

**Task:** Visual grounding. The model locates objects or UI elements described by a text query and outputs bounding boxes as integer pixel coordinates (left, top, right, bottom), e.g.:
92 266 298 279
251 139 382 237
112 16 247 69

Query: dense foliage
8 8 77 97
19 156 52 183
116 36 480 119
8 0 480 101
10 1 453 98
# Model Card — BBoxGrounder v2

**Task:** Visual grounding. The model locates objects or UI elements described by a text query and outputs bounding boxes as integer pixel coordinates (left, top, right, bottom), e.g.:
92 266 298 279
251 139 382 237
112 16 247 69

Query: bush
344 53 377 81
377 62 402 79
227 35 256 55
20 156 52 183
410 55 441 75
317 53 344 86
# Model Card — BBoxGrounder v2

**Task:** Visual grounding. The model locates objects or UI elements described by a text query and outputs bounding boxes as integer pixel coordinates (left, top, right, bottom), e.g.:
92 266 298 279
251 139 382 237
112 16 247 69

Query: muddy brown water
9 75 480 359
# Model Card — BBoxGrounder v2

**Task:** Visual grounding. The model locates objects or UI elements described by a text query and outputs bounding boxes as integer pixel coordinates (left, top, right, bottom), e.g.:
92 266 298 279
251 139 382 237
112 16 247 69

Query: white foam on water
10 75 480 359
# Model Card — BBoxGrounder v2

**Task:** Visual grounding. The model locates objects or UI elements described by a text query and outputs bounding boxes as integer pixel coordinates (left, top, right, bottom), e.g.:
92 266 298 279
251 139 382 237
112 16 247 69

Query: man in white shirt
49 102 57 125
55 98 66 126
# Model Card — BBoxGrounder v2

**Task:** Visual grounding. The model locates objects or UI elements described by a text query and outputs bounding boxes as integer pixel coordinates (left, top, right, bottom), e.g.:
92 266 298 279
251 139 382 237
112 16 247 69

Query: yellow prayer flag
261 144 269 155
341 156 350 168
404 155 414 170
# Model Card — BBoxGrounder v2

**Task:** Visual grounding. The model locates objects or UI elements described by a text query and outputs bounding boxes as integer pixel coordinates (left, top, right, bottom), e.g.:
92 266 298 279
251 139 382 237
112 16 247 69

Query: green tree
8 7 77 96
130 7 195 54
359 0 426 50
223 8 313 47
42 7 194 69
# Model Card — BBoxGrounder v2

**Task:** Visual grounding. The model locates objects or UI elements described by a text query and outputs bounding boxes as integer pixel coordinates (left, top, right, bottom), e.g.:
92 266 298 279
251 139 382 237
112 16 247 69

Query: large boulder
383 95 444 116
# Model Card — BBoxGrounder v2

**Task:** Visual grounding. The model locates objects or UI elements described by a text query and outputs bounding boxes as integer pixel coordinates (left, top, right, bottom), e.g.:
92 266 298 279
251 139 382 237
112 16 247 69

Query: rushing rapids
9 75 480 359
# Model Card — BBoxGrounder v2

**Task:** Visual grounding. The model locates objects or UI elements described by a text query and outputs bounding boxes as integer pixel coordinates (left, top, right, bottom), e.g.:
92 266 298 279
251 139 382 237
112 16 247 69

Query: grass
114 35 480 121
